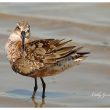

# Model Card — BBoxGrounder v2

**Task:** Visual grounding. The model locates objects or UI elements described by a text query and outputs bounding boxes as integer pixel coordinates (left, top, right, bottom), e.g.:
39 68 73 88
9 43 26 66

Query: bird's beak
21 31 25 51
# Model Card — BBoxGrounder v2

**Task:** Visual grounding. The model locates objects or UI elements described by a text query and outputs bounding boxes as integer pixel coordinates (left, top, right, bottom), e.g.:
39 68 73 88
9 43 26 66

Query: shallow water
0 3 110 107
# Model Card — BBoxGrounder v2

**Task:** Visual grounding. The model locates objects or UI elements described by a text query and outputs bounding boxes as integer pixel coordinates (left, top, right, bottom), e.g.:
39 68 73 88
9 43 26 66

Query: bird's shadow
6 89 68 107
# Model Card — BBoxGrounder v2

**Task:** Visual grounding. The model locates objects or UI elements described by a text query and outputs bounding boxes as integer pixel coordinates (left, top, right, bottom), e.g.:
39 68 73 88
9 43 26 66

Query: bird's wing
12 39 89 76
25 39 78 64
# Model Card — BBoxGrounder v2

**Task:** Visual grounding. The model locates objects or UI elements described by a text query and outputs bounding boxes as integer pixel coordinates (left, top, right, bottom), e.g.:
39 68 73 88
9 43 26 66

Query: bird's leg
40 77 46 99
32 78 38 99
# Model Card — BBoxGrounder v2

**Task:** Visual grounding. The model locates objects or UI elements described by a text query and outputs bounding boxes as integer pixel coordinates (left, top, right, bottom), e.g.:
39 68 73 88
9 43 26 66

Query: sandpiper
5 20 90 99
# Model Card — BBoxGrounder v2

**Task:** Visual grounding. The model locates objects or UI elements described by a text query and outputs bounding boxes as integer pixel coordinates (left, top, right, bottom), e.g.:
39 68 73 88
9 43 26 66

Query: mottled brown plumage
8 39 89 77
5 20 90 99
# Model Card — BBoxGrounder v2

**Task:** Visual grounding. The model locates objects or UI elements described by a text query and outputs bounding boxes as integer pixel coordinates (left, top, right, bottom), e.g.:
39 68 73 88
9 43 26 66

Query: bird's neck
5 33 30 63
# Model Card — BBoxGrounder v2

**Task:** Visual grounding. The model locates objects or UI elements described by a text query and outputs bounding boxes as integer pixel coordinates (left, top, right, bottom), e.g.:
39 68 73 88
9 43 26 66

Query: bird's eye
16 26 20 30
27 29 30 33
28 25 30 28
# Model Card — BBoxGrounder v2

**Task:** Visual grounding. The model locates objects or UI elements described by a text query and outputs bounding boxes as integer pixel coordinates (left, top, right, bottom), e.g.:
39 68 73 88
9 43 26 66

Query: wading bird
5 20 89 99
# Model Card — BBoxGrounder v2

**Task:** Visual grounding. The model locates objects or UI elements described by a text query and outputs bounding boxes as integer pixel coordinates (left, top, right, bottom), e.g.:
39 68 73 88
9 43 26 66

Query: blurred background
0 3 110 107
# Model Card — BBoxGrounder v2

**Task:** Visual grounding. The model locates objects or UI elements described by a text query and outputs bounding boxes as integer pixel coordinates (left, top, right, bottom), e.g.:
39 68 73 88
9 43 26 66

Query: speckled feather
5 21 89 78
11 39 89 77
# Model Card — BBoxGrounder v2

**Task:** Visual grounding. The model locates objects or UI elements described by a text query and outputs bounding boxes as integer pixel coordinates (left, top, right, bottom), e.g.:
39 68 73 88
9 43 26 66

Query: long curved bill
21 31 25 51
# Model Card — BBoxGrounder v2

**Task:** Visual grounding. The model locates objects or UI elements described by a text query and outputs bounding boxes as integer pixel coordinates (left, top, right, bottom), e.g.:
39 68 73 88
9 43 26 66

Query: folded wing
12 39 89 77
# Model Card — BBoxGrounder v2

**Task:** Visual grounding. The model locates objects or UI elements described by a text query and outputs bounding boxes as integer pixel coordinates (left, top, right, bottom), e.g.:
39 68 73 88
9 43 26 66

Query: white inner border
0 0 110 2
0 1 109 110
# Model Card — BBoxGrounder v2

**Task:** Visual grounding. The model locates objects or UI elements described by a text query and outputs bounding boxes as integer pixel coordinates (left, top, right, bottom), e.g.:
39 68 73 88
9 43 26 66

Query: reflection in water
32 98 45 108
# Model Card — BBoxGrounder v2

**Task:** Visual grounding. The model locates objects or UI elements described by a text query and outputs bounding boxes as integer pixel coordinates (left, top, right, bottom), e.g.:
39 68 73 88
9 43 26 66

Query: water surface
0 3 110 107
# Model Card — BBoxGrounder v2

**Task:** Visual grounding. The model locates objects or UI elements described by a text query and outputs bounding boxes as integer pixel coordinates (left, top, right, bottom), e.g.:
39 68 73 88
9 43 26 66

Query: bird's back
12 39 89 77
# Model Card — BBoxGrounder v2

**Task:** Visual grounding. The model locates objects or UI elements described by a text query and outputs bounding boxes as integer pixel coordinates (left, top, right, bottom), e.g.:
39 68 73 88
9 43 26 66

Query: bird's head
15 20 30 39
15 21 31 50
9 20 31 51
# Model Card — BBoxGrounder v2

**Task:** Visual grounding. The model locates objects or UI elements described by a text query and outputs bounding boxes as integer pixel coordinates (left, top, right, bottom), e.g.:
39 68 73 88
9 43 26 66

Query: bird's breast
5 41 22 62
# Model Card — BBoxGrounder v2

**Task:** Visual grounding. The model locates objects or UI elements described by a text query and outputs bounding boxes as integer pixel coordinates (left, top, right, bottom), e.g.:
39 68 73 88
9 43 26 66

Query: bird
5 20 90 99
